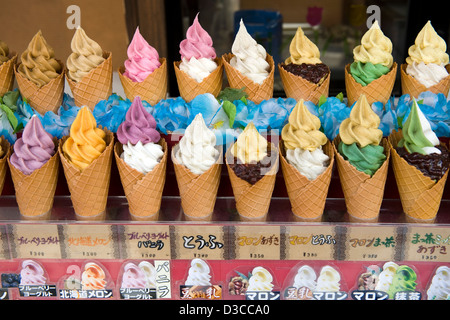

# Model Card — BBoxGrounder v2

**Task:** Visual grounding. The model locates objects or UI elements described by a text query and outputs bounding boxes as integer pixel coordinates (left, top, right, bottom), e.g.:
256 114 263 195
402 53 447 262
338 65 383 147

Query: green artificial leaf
13 122 23 134
0 104 18 130
397 116 404 129
416 99 424 105
318 95 327 107
217 87 248 102
222 100 237 128
336 92 344 103
2 90 20 110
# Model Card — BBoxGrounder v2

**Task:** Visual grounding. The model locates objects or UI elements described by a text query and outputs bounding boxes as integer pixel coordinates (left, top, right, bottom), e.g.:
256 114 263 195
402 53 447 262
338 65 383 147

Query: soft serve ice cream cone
226 122 278 221
0 40 17 96
280 99 333 221
119 27 167 105
174 13 223 102
59 106 114 220
0 136 10 196
8 116 59 220
279 26 330 104
334 94 390 222
115 96 167 221
15 31 64 114
388 98 450 223
345 21 397 106
222 19 274 103
66 27 112 109
402 21 450 98
172 113 221 220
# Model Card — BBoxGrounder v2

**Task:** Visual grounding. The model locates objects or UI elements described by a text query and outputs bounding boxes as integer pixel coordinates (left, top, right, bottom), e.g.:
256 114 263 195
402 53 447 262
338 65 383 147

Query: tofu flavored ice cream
281 99 329 180
179 13 217 83
185 258 212 286
117 96 164 174
405 21 449 88
315 265 341 292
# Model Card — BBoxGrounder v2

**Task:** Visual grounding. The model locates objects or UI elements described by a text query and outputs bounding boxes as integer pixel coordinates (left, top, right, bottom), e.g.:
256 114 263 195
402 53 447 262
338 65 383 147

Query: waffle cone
333 136 390 222
114 139 167 221
279 141 334 221
400 63 450 98
118 58 168 105
278 63 330 104
8 145 59 220
0 137 11 195
66 51 113 110
171 144 222 220
0 54 17 96
225 142 278 221
222 53 274 104
58 129 114 220
14 61 65 114
174 58 223 102
388 130 448 222
345 62 397 106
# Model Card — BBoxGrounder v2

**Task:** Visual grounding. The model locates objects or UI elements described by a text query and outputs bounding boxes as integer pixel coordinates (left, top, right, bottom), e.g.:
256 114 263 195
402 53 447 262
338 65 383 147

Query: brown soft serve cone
174 57 223 102
222 53 274 104
345 62 398 106
0 137 11 196
15 31 64 114
114 139 167 221
119 58 168 105
279 141 334 222
388 130 448 223
0 41 17 96
172 144 222 221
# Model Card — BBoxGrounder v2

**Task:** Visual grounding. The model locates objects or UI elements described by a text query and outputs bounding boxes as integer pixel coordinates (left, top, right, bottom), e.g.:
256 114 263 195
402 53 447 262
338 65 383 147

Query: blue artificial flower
93 94 130 133
372 98 398 137
0 108 16 144
153 97 189 134
316 97 350 140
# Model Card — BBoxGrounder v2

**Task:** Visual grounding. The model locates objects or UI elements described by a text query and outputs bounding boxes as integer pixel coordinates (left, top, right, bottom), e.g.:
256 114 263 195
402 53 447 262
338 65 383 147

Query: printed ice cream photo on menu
228 266 280 300
119 261 157 300
180 259 222 300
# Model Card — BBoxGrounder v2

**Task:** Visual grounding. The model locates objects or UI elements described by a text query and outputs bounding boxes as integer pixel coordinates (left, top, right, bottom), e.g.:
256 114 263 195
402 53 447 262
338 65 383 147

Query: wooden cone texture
222 53 274 104
333 136 390 220
118 58 168 105
225 143 278 219
400 63 450 98
0 54 17 96
0 137 11 195
8 149 59 217
278 64 330 105
171 144 222 218
66 51 113 110
388 130 448 221
279 141 334 220
58 129 114 218
174 58 223 102
345 62 397 106
14 61 65 114
114 139 167 220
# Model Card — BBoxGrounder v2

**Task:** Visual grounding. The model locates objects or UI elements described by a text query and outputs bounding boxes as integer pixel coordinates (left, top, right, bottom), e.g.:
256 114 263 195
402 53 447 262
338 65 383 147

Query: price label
404 226 450 262
345 226 397 261
62 224 118 259
119 224 171 260
10 224 62 259
173 225 226 260
233 225 280 260
284 225 336 260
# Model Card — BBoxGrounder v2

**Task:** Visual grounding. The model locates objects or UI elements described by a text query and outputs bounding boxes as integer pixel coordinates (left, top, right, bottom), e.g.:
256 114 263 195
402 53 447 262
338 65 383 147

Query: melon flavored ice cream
281 99 329 180
350 20 393 86
405 21 449 88
17 30 62 87
66 26 105 83
62 106 107 171
124 27 161 82
338 94 386 176
230 19 270 85
396 98 450 181
179 13 217 83
117 96 164 174
81 262 107 290
175 113 219 175
229 122 274 184
281 26 330 85
10 115 55 175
